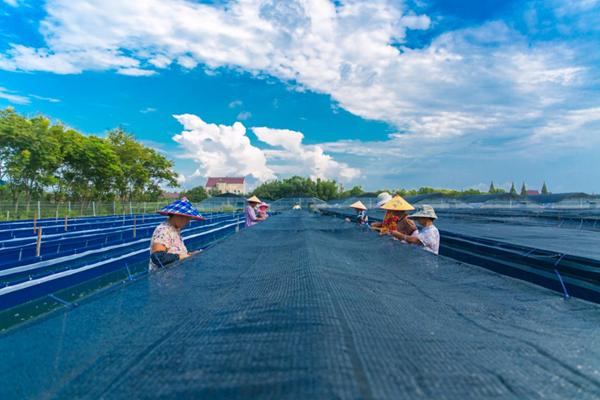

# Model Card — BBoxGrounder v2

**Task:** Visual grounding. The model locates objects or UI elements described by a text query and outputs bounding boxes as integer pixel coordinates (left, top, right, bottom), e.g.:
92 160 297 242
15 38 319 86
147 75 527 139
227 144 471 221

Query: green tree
0 109 62 211
107 128 178 201
509 182 517 195
520 182 527 196
252 176 342 201
183 186 209 203
340 185 364 198
541 182 549 195
489 181 496 193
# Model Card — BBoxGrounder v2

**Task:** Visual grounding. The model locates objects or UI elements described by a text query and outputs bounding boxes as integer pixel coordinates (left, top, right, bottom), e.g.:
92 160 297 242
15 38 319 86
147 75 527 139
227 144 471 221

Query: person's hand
179 252 190 260
189 250 201 256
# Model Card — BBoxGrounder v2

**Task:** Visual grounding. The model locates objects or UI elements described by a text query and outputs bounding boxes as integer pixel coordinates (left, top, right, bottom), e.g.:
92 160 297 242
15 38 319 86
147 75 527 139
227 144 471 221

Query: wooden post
133 214 137 238
6 211 9 221
33 209 37 232
64 215 68 231
37 200 41 221
55 204 59 220
92 201 96 217
36 227 42 257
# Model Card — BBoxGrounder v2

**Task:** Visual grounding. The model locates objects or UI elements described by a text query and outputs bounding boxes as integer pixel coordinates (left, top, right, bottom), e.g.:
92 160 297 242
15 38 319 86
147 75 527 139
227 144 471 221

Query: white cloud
172 114 358 183
252 126 360 182
0 0 587 146
0 87 30 104
172 114 276 182
29 94 60 103
236 111 252 120
117 67 156 76
228 100 243 108
2 0 20 7
140 107 157 114
527 107 600 148
176 173 186 185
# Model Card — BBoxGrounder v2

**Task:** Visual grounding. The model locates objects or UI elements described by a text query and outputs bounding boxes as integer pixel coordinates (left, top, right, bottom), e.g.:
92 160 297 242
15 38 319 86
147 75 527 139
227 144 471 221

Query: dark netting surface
1 211 599 399
332 208 600 261
435 220 600 260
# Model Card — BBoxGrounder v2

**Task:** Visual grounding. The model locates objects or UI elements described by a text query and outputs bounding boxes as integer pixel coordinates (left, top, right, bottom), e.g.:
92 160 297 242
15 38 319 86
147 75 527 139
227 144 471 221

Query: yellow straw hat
246 195 261 203
349 201 367 211
380 195 415 211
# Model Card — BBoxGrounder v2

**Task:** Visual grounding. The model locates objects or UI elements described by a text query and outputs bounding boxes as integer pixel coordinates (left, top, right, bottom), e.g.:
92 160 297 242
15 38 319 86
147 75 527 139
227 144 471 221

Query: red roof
206 177 245 187
161 191 181 199
526 190 540 195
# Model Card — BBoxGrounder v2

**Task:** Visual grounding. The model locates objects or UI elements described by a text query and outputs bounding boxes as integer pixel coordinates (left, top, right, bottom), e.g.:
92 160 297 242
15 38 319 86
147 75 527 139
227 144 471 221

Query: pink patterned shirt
150 221 188 256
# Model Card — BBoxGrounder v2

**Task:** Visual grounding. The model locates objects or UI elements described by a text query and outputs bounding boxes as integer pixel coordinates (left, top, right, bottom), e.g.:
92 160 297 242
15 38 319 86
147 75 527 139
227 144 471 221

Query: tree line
247 176 516 201
0 108 178 211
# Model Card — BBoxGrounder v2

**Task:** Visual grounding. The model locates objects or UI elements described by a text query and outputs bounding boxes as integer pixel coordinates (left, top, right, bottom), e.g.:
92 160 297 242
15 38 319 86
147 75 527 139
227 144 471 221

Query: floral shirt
150 221 188 256
381 212 417 235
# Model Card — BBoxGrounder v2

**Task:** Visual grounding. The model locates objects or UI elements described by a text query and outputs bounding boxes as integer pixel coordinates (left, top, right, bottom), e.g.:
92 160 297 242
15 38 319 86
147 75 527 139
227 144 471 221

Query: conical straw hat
158 197 205 220
380 195 414 211
246 195 261 203
349 201 367 211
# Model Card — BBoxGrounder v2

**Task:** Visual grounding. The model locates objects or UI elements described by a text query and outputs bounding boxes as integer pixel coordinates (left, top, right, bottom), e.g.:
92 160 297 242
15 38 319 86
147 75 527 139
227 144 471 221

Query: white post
92 201 96 216
36 227 42 257
37 200 41 220
129 201 133 215
68 201 71 213
113 201 116 215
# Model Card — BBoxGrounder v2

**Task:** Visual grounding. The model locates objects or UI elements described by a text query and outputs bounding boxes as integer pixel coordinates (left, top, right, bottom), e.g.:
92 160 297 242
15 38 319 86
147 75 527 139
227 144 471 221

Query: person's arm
389 230 422 245
151 243 190 260
248 207 265 221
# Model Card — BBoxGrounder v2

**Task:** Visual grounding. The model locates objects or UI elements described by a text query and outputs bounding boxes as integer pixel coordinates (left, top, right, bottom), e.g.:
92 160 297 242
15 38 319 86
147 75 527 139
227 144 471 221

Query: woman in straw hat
347 200 369 225
245 195 266 227
371 194 417 236
149 197 204 270
390 205 440 254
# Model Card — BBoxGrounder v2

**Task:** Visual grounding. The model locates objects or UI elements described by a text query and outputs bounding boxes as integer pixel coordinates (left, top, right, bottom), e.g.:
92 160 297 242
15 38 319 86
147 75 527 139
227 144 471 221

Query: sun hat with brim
409 204 437 220
349 201 367 211
380 195 415 211
247 195 261 203
158 197 205 220
375 192 393 208
258 202 270 209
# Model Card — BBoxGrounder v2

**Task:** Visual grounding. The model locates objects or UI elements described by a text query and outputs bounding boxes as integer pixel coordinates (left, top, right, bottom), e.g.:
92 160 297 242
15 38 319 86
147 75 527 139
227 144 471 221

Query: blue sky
1 0 599 193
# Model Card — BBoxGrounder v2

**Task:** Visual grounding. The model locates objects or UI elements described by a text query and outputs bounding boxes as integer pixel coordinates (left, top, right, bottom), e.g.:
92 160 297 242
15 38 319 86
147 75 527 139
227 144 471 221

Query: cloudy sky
1 0 599 192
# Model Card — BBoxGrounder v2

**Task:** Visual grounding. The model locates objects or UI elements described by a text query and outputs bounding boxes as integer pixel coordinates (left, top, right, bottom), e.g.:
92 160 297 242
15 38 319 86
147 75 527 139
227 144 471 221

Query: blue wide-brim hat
158 197 205 220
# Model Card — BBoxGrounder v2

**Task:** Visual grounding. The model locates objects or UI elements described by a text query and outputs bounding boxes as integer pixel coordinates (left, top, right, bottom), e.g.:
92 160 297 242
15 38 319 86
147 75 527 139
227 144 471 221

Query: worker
371 194 417 236
389 205 440 254
149 197 203 270
370 192 391 231
347 200 369 225
257 202 270 219
245 195 266 227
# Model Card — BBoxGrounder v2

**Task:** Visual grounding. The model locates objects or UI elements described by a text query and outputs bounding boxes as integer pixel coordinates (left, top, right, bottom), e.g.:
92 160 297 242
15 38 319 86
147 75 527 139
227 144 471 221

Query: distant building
526 190 540 196
206 177 246 195
161 191 181 200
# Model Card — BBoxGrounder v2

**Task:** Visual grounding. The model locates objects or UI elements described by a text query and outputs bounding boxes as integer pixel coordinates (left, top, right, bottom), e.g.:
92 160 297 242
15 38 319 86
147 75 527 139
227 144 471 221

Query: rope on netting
553 254 570 300
48 294 78 308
